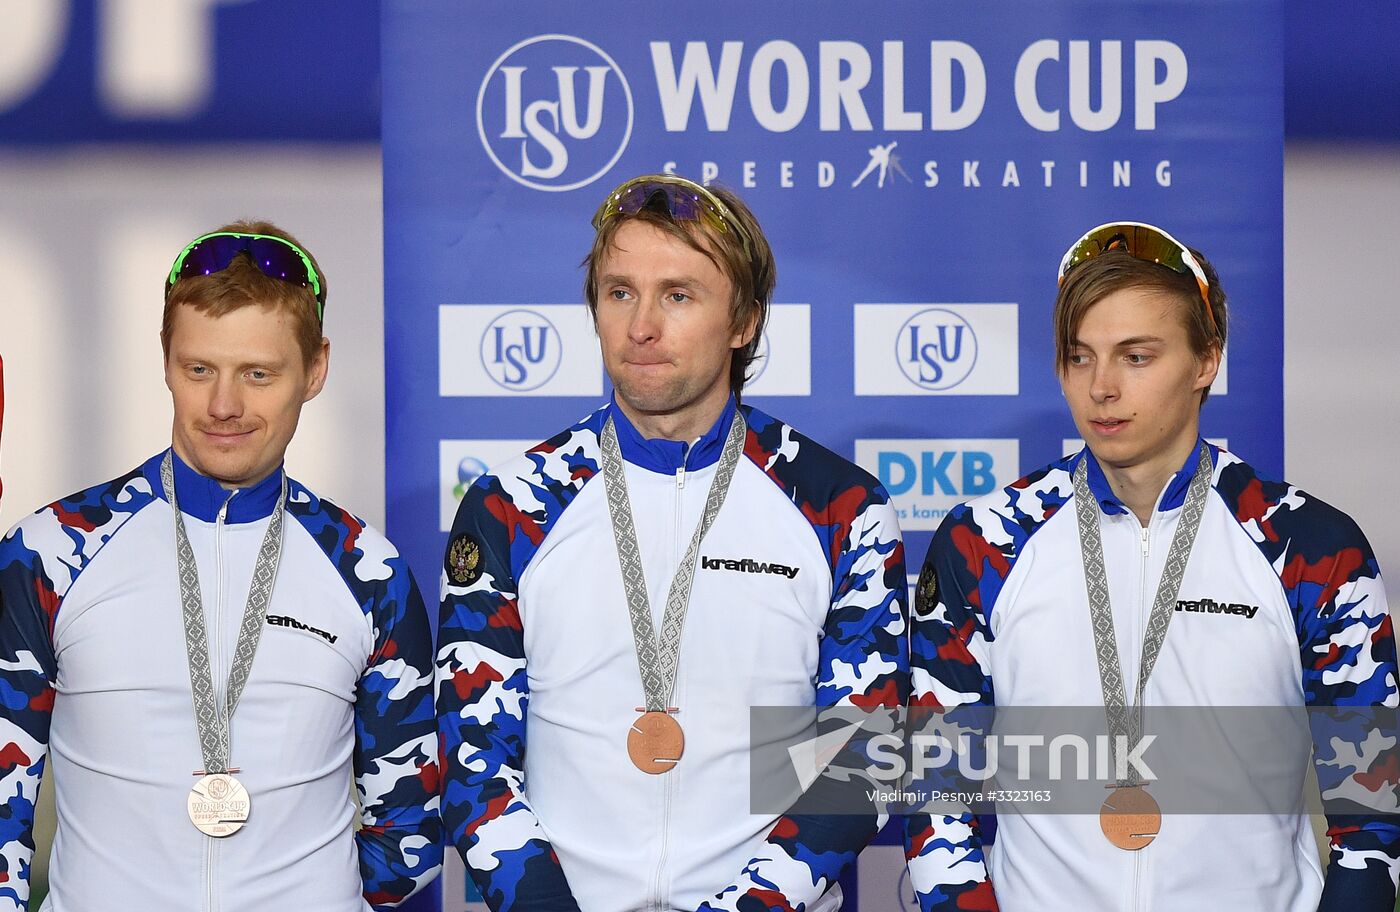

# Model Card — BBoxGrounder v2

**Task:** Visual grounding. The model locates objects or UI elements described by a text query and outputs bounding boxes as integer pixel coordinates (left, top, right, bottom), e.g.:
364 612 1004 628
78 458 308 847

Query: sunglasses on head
1058 221 1217 338
592 174 753 258
166 232 325 321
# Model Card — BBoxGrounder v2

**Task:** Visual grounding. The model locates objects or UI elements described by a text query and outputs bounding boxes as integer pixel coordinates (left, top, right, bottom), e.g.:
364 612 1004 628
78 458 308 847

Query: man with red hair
0 222 440 911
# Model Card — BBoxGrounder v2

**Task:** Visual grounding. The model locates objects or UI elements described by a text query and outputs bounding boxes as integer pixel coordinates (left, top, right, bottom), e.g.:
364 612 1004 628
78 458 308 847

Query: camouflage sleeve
904 507 1000 912
1284 514 1400 911
436 476 581 912
0 523 57 912
699 487 909 912
353 550 444 909
0 470 155 911
1208 455 1400 909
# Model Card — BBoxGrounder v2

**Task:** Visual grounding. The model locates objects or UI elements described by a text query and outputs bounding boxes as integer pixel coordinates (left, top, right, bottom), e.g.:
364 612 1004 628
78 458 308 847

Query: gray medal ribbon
599 410 747 713
161 451 286 776
1072 441 1213 786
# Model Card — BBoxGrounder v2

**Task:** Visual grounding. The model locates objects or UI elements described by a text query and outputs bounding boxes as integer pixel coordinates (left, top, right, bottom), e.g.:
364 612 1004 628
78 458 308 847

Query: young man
437 174 909 911
0 223 441 911
905 222 1399 910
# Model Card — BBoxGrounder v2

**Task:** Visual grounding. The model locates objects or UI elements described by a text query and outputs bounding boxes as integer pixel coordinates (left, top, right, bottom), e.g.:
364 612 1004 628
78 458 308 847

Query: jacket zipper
206 493 235 912
648 463 688 909
1131 520 1151 912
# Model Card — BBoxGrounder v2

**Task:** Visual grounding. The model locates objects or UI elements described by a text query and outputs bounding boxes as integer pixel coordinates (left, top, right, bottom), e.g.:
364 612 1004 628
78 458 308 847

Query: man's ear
732 301 760 350
304 337 331 402
1193 343 1221 393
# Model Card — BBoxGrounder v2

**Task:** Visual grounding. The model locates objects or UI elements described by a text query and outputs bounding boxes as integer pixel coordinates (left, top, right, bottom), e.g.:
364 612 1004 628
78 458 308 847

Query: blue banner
6 1 1378 145
1284 0 1400 140
383 4 1282 908
0 0 377 143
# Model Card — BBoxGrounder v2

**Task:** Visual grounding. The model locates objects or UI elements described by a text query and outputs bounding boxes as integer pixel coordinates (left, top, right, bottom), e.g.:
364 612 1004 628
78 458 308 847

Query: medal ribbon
1072 441 1213 786
161 451 286 776
599 409 747 714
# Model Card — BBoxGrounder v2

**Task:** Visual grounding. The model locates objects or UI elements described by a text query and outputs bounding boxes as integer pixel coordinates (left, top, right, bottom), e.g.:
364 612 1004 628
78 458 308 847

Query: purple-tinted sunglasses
592 175 753 257
166 232 325 321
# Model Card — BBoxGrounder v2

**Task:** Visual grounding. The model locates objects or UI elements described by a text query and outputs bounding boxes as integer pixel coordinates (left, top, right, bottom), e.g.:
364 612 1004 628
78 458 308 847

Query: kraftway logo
477 34 634 191
1175 597 1259 620
479 308 563 391
701 555 799 579
267 614 338 644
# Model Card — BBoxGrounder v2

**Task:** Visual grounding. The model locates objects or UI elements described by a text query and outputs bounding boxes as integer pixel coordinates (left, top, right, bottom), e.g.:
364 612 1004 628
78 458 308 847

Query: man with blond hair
437 175 909 911
0 222 440 911
906 222 1398 910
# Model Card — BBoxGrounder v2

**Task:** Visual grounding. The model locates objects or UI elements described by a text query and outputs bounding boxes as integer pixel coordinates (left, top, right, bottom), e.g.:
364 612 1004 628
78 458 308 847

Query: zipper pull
676 466 686 489
217 491 237 524
1140 525 1150 556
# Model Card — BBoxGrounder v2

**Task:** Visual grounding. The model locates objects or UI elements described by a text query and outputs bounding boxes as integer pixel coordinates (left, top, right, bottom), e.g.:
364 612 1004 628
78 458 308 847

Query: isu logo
479 308 562 391
476 34 634 191
896 308 978 391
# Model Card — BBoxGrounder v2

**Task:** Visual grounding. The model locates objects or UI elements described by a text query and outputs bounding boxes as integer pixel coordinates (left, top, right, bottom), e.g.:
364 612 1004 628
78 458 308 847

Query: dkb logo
476 34 634 191
896 308 978 390
879 450 998 498
855 439 1017 531
479 309 562 391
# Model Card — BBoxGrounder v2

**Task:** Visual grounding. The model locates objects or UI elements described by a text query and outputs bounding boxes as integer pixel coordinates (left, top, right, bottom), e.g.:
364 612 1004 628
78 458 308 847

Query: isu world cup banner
382 4 1282 909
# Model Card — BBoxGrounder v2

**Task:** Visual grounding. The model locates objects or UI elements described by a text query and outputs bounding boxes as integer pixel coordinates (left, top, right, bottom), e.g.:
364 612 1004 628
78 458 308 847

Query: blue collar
607 395 738 474
141 450 285 524
1077 439 1207 517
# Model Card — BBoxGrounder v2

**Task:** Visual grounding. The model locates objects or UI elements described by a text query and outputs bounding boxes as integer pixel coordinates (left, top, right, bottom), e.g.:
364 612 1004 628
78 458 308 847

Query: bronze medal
1099 785 1160 850
627 711 685 775
188 773 251 837
1073 445 1215 854
600 413 747 779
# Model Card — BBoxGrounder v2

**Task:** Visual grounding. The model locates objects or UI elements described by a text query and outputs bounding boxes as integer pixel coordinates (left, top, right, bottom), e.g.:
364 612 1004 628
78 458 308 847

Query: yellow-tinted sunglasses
1058 221 1217 338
